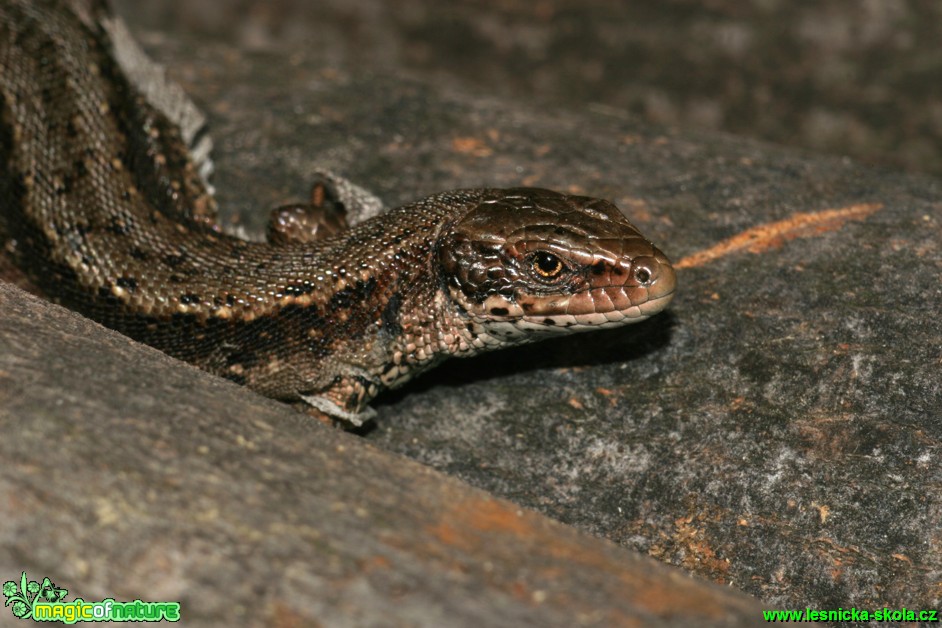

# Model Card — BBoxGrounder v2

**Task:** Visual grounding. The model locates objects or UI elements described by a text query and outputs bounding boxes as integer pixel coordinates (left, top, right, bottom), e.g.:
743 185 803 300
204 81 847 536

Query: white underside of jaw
467 291 675 341
521 307 645 330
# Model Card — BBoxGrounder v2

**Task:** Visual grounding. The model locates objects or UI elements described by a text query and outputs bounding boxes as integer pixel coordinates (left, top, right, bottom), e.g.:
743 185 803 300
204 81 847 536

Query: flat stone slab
0 283 761 626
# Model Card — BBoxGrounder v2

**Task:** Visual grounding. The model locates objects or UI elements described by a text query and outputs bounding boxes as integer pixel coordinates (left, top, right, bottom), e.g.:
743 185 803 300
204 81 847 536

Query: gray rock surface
120 0 942 177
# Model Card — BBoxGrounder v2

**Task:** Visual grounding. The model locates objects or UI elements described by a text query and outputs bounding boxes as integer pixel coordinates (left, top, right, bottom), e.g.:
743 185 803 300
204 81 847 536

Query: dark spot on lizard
228 243 250 259
226 349 260 369
106 216 132 235
163 253 185 267
38 82 54 103
223 371 247 386
329 277 377 310
179 293 200 305
591 261 606 275
55 175 70 195
72 158 88 177
543 317 556 325
130 247 148 261
381 293 403 336
116 276 137 292
490 306 509 316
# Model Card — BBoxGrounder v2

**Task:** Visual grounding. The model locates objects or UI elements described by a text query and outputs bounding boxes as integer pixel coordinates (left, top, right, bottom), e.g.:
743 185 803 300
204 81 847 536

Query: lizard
0 0 676 424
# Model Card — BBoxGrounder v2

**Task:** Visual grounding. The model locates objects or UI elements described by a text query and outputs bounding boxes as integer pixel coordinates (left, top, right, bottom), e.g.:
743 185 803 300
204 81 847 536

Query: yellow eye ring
531 251 564 278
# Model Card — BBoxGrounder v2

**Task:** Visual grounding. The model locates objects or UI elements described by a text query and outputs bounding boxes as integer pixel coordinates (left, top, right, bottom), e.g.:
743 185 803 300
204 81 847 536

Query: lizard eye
530 251 565 279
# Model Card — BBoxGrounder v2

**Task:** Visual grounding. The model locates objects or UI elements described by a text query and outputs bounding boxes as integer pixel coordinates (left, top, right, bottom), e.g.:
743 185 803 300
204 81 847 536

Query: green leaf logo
3 571 68 620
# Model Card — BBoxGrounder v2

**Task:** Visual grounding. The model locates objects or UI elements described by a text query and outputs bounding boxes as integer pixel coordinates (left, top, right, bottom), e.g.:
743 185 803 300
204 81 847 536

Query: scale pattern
0 0 676 422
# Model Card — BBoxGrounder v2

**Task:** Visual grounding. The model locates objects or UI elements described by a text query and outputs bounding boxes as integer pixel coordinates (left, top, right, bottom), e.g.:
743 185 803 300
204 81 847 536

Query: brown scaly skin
0 0 676 423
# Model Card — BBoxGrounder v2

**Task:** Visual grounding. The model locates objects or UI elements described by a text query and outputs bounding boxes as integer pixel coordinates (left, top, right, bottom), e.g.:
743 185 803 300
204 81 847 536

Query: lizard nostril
631 257 660 286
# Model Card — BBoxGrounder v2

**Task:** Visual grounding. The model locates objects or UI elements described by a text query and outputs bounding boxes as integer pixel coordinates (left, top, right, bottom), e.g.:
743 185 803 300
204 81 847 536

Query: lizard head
437 188 675 341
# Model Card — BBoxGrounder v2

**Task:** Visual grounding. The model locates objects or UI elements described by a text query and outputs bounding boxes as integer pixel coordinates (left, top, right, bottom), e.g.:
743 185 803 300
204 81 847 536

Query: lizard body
0 0 675 423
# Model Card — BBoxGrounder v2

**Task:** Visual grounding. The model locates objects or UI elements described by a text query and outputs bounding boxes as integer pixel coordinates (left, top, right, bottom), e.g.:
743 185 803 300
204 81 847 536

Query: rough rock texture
122 0 942 178
0 283 762 626
4 0 940 621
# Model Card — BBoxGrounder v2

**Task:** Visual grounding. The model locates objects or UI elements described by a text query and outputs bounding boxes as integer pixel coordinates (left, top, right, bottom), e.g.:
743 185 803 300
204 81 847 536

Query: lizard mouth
521 288 676 329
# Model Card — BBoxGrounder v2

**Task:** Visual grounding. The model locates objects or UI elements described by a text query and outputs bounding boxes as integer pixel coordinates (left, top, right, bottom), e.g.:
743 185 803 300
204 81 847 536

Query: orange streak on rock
675 202 883 270
425 496 740 619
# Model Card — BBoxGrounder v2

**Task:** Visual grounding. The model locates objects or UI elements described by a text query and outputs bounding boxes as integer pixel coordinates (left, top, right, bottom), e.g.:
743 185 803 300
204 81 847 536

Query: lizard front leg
267 171 386 245
265 174 386 426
